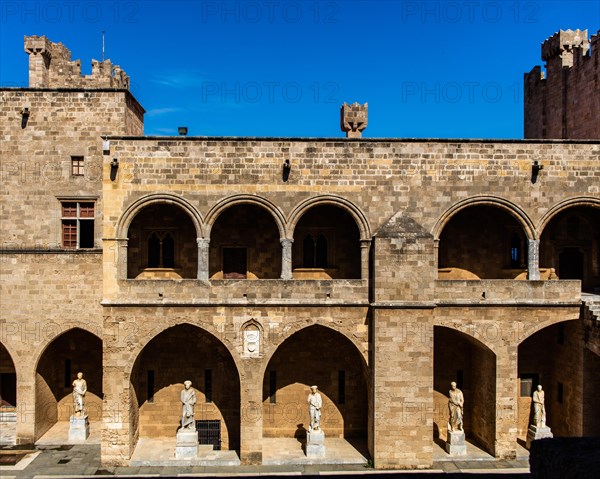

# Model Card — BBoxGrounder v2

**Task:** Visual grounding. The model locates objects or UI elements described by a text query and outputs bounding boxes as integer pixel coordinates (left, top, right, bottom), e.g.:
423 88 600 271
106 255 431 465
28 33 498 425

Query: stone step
0 411 17 422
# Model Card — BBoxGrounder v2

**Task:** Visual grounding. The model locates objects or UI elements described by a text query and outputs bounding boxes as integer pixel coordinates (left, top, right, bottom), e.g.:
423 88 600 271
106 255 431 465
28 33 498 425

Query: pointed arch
537 196 600 235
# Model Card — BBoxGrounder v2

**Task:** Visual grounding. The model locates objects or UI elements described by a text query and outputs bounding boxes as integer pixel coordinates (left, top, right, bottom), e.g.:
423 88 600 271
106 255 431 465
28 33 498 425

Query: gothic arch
204 195 286 239
432 320 500 356
126 321 242 380
116 193 204 239
537 197 600 235
516 316 580 346
33 326 102 372
433 196 536 241
260 322 368 380
288 195 371 240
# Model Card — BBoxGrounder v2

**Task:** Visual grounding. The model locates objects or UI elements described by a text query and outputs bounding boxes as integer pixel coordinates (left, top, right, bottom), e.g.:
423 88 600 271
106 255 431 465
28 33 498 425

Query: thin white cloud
146 107 182 117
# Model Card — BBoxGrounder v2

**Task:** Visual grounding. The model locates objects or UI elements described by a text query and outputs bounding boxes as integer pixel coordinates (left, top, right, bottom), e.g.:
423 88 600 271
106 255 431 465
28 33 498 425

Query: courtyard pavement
0 443 530 478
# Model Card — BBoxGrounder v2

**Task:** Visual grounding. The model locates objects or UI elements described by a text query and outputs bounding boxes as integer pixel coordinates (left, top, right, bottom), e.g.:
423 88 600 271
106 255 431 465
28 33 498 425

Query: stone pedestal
526 424 553 449
445 430 467 455
68 415 89 441
175 429 198 459
306 429 325 458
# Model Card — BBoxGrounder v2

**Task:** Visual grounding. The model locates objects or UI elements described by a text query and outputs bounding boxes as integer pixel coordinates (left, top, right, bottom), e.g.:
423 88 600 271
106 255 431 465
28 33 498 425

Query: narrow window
303 234 315 268
71 156 84 176
148 233 160 267
163 233 175 268
61 201 95 249
520 373 539 397
147 370 155 403
64 359 72 388
223 247 247 279
338 370 346 404
510 233 521 268
316 234 328 268
269 371 277 404
205 369 212 403
456 370 464 390
557 382 564 404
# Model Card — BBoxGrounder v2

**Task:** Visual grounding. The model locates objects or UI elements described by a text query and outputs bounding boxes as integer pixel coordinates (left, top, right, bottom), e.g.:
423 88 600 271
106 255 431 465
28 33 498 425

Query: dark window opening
316 234 328 268
269 371 276 404
557 382 564 403
64 359 72 388
79 220 94 248
510 233 521 268
338 370 346 404
147 370 155 403
148 233 160 267
520 373 539 397
163 233 175 268
456 369 464 390
223 247 247 279
205 369 212 403
303 235 315 268
303 233 329 268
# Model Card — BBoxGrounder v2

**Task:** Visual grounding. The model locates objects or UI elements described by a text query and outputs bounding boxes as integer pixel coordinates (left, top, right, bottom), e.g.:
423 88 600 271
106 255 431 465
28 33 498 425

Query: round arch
433 196 536 240
116 193 204 239
204 195 286 239
537 196 600 235
287 195 371 240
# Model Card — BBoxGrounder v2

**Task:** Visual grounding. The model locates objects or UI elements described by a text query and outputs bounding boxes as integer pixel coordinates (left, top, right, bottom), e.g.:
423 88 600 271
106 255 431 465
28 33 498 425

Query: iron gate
196 420 221 450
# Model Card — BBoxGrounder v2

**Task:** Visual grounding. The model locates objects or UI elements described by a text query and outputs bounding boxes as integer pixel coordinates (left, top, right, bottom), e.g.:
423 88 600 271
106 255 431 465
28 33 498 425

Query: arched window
302 233 329 268
316 234 328 268
163 233 175 268
148 233 160 267
147 232 176 268
510 233 521 268
303 234 315 268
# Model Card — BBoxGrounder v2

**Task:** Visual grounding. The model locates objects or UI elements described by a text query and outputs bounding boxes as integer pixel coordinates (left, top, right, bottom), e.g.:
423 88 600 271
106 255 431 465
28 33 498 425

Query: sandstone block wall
525 30 600 139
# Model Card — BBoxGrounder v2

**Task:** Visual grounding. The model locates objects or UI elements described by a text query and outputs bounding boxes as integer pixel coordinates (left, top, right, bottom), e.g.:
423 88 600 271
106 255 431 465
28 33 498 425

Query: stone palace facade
0 30 599 468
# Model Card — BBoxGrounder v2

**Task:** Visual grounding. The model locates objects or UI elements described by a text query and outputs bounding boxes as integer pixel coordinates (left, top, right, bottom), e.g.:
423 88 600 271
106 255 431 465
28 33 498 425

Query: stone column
116 239 128 280
197 238 210 280
239 359 263 464
527 239 540 280
280 238 293 280
360 239 371 280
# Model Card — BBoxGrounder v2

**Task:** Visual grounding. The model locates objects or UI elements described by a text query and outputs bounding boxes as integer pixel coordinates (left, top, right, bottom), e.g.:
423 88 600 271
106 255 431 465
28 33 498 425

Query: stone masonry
0 34 599 470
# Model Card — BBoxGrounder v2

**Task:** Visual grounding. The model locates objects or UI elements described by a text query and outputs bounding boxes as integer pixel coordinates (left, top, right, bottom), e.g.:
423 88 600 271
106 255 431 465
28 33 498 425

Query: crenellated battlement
524 29 599 139
24 35 130 89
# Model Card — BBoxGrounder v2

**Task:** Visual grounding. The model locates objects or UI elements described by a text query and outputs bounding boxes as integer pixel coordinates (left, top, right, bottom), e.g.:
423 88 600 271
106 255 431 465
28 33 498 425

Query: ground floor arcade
1 302 598 469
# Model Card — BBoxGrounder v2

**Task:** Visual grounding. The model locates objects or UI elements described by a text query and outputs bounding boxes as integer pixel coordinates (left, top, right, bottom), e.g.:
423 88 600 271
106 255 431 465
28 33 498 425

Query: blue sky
1 1 598 138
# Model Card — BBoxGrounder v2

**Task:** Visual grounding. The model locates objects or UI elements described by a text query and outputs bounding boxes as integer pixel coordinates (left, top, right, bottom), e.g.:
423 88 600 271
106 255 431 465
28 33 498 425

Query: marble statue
180 380 197 430
532 385 546 427
307 385 323 432
72 372 87 417
448 381 464 432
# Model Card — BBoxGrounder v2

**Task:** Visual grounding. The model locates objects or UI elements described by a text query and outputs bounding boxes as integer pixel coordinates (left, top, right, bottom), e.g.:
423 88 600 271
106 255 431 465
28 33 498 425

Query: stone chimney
340 102 368 138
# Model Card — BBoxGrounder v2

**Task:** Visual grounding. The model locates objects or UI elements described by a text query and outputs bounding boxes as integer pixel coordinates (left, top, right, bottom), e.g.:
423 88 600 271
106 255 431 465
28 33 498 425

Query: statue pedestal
306 429 325 458
68 415 89 441
445 430 467 455
526 424 553 449
175 429 198 459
